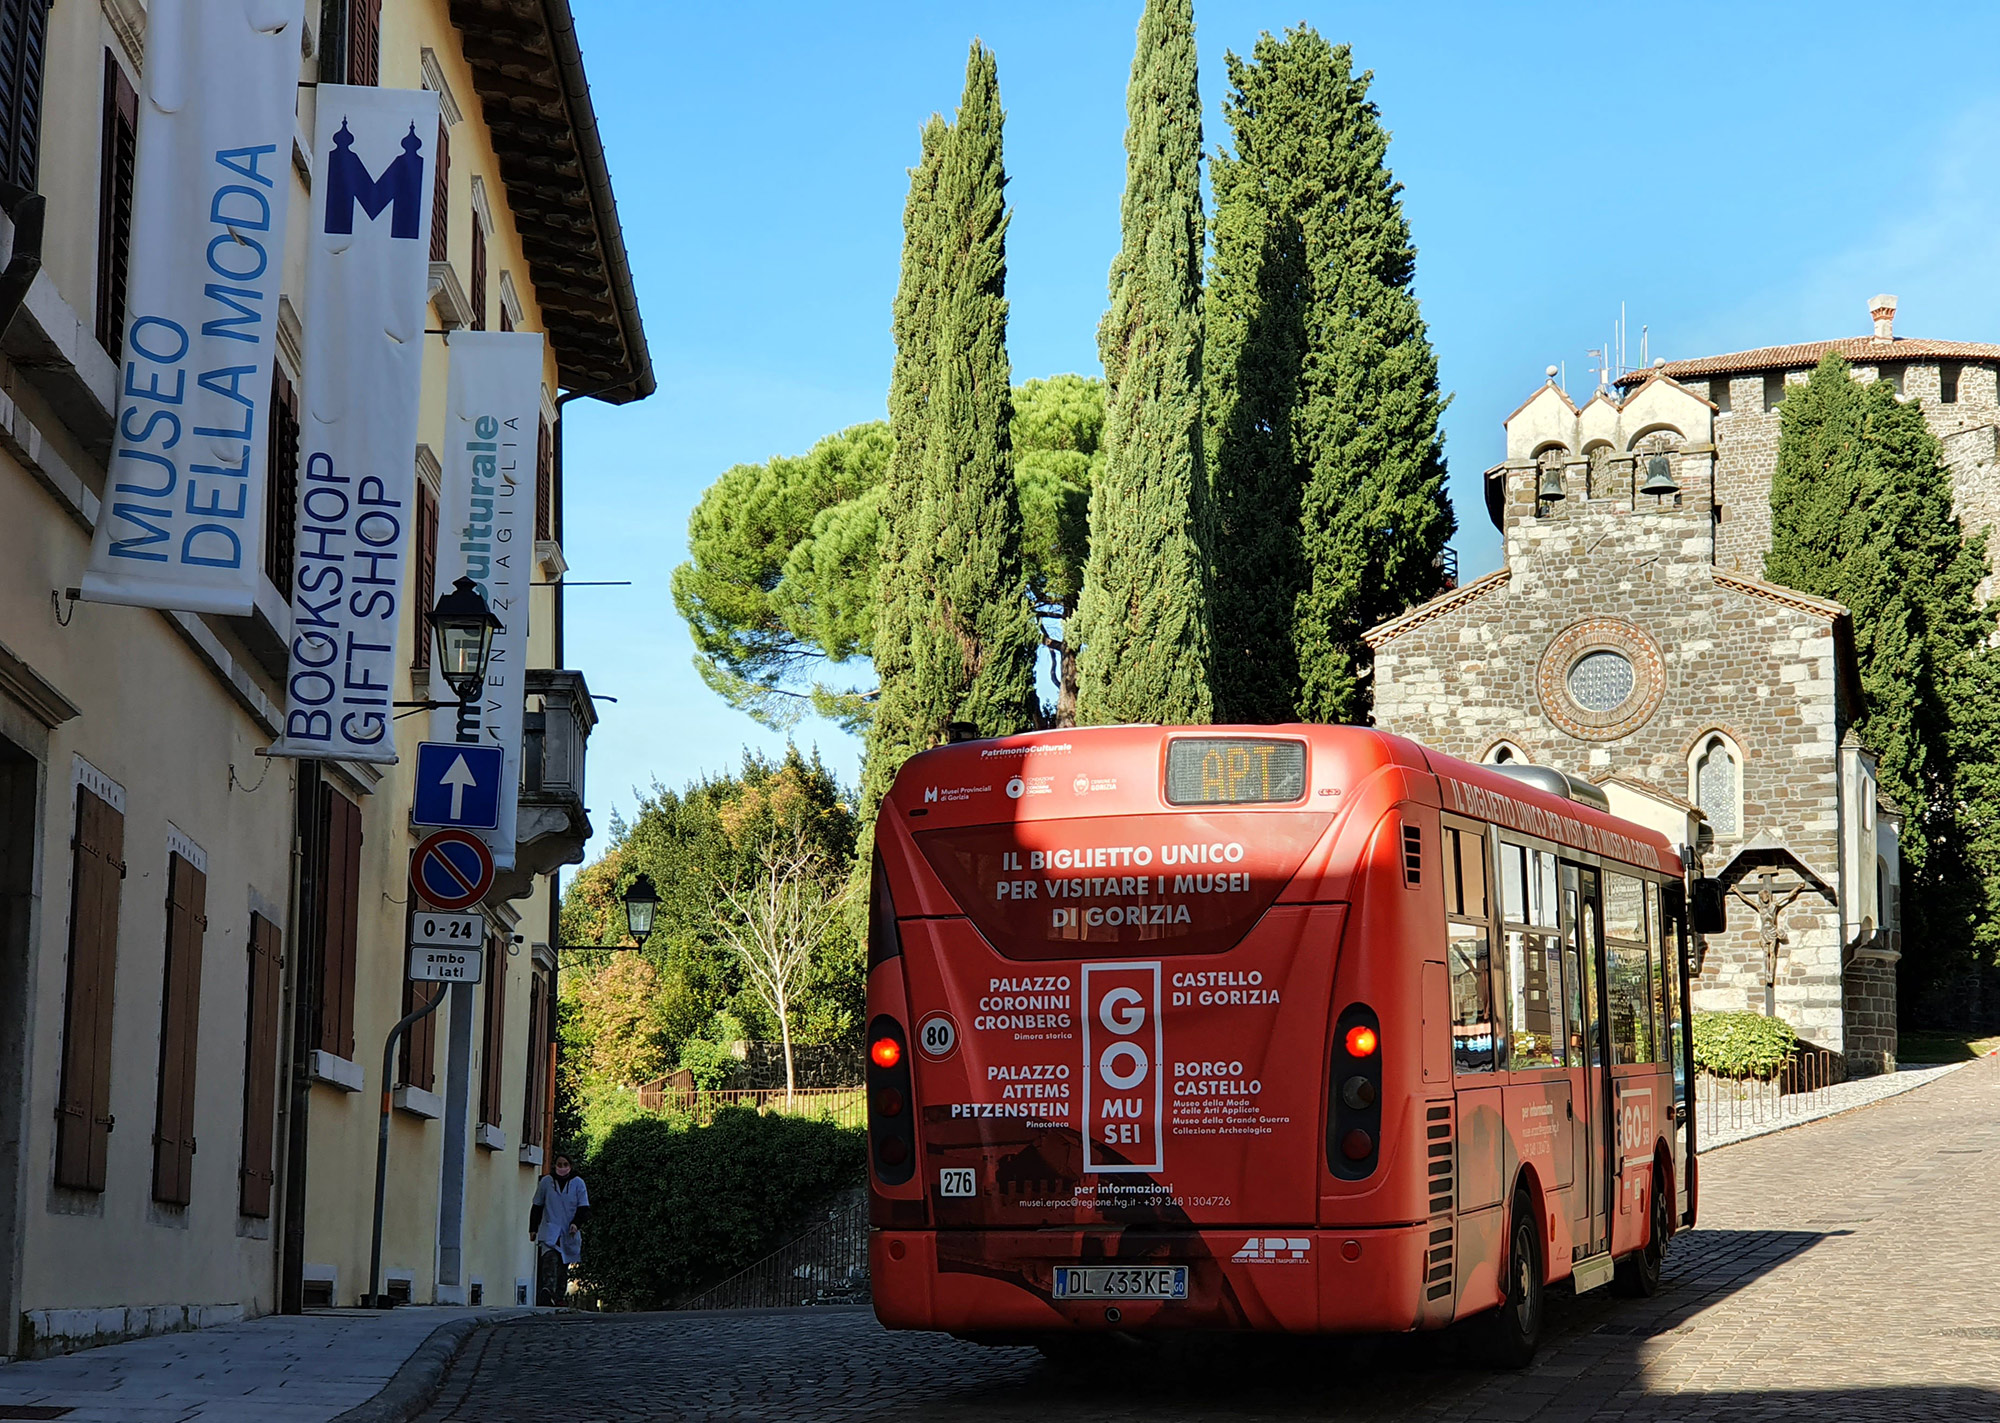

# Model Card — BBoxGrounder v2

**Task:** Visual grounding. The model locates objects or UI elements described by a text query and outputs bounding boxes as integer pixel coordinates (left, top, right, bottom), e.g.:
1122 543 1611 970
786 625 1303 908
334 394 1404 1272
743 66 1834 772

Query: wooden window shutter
315 791 362 1059
478 933 506 1128
346 0 381 87
94 50 137 360
521 971 548 1148
429 117 449 264
535 418 553 543
469 219 487 332
264 367 300 594
398 979 439 1093
413 481 437 668
151 852 207 1207
0 0 50 193
239 913 282 1218
55 786 124 1192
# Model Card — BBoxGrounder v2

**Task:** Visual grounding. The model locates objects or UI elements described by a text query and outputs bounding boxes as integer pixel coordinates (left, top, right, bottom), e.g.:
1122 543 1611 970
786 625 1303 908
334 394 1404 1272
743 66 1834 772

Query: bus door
1661 884 1694 1220
1561 863 1611 1260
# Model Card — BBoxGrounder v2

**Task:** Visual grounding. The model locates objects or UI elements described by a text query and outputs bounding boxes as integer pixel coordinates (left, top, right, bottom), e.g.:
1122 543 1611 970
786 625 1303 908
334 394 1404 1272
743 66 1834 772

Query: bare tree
716 831 844 1104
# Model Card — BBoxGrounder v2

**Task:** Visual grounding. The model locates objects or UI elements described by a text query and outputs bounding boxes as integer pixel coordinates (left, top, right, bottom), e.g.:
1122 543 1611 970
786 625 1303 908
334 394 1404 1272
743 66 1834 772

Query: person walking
529 1153 590 1306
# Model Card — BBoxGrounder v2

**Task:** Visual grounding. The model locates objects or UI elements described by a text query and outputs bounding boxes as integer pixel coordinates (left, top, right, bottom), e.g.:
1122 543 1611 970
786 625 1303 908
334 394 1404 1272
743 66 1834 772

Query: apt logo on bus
1082 962 1164 1173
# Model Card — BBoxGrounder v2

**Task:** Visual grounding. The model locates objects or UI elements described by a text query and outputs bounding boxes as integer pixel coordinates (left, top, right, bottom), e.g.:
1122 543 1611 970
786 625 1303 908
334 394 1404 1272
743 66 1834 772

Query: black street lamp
623 873 658 947
429 576 504 703
559 873 660 952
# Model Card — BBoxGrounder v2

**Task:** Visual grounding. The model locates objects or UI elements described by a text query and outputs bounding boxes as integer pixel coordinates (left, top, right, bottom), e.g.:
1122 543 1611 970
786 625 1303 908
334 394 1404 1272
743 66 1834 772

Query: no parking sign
411 829 494 911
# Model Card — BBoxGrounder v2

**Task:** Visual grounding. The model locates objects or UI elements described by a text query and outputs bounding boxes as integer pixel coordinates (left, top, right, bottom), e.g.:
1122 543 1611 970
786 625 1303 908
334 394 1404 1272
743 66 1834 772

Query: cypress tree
861 116 948 821
1072 0 1213 727
863 48 1040 818
1205 27 1452 725
1767 352 2000 1017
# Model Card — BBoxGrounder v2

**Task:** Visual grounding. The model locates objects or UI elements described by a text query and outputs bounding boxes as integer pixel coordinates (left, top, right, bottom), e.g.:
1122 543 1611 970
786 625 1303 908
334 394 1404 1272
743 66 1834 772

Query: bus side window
1645 882 1670 1068
1604 873 1652 1065
1444 825 1496 1074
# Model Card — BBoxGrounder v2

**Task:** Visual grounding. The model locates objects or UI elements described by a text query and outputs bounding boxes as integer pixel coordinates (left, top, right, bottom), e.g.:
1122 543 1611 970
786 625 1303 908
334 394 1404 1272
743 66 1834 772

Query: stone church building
1366 297 1995 1073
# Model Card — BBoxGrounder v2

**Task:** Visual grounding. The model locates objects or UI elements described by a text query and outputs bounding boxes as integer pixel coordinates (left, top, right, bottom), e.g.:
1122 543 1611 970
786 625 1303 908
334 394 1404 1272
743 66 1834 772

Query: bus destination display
1165 738 1307 805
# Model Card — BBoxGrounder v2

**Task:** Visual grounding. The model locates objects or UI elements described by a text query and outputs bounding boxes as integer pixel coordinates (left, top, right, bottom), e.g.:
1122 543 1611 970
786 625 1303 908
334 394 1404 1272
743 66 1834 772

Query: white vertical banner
80 0 306 616
431 332 545 869
265 84 439 762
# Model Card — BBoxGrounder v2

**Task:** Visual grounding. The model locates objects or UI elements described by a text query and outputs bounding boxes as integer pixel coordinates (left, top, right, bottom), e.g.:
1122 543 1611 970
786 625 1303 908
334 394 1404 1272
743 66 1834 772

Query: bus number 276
939 1168 975 1198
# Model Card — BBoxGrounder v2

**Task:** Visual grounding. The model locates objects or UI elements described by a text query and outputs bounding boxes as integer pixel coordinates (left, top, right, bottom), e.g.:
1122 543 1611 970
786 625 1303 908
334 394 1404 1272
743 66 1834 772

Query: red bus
866 725 1712 1365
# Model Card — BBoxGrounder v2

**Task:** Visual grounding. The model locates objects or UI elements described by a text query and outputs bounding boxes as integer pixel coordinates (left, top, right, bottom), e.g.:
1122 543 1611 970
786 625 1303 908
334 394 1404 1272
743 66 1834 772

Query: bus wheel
1613 1167 1669 1298
1474 1190 1543 1369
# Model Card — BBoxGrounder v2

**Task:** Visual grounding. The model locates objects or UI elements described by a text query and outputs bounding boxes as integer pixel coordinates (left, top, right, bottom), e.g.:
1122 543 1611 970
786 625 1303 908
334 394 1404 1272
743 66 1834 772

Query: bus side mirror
1691 877 1726 934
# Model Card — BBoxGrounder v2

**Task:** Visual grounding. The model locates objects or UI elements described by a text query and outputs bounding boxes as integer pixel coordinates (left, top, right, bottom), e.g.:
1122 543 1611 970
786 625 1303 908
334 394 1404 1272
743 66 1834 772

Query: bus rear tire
1472 1190 1543 1369
1613 1167 1669 1298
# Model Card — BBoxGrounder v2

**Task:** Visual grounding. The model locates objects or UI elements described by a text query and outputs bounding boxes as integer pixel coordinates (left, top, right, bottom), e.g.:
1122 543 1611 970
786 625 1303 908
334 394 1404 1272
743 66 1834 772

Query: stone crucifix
1728 868 1809 1017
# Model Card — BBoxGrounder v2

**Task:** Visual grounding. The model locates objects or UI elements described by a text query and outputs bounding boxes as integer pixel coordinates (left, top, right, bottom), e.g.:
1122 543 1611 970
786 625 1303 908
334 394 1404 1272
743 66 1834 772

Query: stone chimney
1870 293 1898 342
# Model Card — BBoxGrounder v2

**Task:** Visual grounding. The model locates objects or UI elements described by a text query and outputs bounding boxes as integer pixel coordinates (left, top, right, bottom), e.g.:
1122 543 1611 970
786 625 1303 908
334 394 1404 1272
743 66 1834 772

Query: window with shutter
535 418 553 543
521 969 549 1148
55 786 124 1193
239 913 281 1218
315 791 362 1060
429 117 449 263
398 978 440 1093
478 933 506 1128
264 368 301 594
469 219 487 332
151 852 206 1207
413 480 437 668
0 0 49 193
346 0 380 87
94 50 137 361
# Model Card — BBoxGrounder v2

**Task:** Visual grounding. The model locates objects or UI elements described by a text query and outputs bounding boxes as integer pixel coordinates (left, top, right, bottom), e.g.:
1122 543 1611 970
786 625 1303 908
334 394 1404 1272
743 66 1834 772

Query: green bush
579 1107 865 1309
1693 1010 1798 1079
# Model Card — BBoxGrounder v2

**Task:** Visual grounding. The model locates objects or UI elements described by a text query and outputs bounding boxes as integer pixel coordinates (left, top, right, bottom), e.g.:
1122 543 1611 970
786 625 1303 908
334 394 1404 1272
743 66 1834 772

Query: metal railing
632 1083 865 1130
677 1189 869 1310
1694 1051 1838 1144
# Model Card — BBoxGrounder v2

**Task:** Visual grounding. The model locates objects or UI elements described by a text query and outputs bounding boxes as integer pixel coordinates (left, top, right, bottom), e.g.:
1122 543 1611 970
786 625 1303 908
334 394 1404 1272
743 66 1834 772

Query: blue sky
558 1 2000 859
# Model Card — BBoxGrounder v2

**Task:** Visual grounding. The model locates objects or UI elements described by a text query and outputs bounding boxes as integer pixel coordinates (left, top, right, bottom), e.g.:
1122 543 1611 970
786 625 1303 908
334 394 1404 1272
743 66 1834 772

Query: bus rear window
1165 738 1307 805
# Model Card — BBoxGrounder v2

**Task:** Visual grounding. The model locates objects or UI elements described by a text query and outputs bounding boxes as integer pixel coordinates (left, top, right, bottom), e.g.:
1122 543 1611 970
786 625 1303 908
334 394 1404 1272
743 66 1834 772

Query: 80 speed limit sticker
917 1013 959 1060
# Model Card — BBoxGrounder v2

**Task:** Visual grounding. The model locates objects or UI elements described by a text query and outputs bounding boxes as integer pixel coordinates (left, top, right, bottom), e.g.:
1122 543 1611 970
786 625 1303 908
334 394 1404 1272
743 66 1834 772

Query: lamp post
429 575 505 703
559 874 659 952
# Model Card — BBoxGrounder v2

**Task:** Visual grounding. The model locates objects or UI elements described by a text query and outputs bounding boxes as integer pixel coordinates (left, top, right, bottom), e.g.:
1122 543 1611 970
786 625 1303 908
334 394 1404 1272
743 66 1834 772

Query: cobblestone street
418 1059 2000 1422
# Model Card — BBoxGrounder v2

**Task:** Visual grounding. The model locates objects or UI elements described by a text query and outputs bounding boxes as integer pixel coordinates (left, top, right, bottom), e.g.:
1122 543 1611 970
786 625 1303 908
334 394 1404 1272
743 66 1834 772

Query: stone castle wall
1372 489 1853 1050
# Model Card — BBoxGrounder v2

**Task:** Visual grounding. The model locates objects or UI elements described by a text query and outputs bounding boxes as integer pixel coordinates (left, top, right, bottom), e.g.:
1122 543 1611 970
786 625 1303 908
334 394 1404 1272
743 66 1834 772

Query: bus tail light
866 1014 916 1185
1328 1003 1383 1180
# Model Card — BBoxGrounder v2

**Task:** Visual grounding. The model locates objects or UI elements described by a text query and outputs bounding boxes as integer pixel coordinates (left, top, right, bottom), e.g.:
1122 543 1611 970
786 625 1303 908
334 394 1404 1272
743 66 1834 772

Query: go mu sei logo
1081 961 1163 1173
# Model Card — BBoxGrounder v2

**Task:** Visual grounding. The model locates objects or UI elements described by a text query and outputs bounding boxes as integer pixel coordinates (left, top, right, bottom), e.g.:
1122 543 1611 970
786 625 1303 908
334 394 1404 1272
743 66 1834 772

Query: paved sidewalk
0 1306 520 1423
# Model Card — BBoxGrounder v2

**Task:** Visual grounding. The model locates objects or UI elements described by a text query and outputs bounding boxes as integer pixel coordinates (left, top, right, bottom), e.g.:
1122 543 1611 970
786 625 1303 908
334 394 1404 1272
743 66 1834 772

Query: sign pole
364 986 449 1309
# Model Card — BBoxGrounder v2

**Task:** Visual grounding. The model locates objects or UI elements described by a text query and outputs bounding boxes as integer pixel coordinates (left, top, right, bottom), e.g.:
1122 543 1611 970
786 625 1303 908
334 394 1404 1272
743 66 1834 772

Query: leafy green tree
670 424 890 731
1767 352 2000 1019
862 113 950 818
671 381 1105 736
1015 374 1105 724
1205 27 1452 724
559 750 863 1105
895 41 1040 745
1073 0 1213 727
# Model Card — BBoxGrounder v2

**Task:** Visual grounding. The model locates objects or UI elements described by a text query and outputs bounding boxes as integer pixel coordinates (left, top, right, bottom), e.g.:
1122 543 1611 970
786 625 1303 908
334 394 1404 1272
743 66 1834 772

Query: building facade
1369 319 1904 1075
0 0 647 1355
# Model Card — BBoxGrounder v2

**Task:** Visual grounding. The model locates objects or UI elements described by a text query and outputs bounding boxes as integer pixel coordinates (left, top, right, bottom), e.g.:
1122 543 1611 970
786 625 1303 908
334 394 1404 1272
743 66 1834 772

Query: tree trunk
1056 629 1079 729
778 992 796 1106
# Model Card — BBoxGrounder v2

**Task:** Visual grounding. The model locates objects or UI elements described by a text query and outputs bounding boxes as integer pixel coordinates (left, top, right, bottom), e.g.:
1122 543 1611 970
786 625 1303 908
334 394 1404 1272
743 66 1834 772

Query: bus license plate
1051 1266 1188 1301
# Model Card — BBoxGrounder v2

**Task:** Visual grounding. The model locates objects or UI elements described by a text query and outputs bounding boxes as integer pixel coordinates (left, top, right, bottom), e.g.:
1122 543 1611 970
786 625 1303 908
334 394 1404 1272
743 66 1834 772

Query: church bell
1536 464 1565 502
1640 455 1680 497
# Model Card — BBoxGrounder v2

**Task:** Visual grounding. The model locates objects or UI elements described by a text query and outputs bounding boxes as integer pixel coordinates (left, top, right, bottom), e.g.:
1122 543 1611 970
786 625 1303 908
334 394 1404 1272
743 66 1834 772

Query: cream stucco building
0 0 648 1355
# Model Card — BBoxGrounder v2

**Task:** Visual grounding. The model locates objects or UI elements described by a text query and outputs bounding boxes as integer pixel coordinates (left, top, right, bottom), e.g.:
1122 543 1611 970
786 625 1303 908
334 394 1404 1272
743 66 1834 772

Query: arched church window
1691 733 1741 839
1485 741 1527 766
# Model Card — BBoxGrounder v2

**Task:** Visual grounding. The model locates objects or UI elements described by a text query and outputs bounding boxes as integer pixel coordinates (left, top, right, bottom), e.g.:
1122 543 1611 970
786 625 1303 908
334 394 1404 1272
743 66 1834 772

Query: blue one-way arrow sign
413 741 505 830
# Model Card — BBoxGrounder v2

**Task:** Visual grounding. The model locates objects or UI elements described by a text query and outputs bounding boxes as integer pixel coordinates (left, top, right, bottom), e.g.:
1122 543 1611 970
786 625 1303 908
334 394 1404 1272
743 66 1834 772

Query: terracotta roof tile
1614 337 2000 388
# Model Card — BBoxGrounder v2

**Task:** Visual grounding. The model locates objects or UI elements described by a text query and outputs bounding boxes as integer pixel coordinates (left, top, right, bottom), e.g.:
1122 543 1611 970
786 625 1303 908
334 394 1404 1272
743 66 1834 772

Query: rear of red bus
867 724 1459 1338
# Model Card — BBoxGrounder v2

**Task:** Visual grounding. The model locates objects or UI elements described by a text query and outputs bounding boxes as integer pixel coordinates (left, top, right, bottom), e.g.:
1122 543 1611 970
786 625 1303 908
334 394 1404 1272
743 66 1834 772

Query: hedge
579 1107 866 1310
1692 1010 1797 1079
